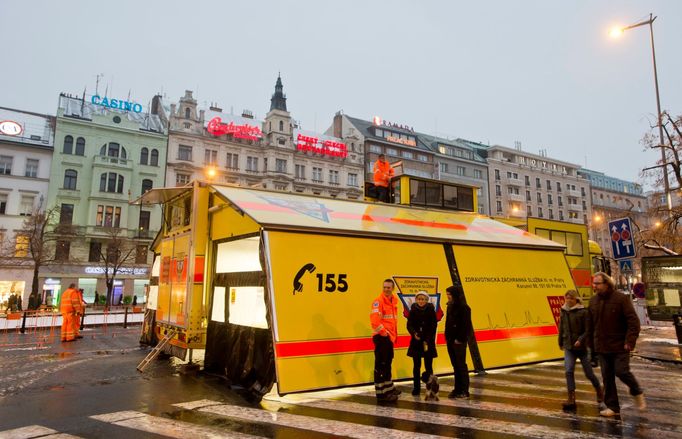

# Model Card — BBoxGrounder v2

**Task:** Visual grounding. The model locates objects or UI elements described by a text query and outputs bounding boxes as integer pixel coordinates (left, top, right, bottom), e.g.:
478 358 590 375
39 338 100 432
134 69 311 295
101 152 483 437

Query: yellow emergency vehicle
138 181 577 399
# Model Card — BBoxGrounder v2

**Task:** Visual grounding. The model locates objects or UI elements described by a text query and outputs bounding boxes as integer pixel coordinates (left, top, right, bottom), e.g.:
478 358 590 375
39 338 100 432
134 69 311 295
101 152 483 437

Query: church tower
264 74 292 149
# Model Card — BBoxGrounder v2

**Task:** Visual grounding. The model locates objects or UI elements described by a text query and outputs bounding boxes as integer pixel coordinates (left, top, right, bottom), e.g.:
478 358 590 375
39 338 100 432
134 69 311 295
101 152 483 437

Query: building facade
0 107 55 308
44 94 167 304
486 145 591 223
159 77 364 199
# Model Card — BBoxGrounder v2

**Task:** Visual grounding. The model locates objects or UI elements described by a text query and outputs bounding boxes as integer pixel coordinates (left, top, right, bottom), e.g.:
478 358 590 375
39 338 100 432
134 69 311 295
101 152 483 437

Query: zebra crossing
2 359 681 439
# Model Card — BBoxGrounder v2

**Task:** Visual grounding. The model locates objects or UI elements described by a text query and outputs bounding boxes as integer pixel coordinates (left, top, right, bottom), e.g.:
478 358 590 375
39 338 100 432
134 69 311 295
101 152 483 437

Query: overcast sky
2 1 681 187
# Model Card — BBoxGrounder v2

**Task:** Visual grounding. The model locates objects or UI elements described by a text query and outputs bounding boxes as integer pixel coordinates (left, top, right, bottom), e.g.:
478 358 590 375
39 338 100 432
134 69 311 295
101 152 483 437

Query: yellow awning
131 186 191 205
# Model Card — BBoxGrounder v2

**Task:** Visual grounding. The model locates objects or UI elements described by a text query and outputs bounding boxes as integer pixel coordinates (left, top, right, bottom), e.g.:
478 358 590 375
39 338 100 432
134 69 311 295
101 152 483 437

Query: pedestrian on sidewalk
370 278 400 402
60 283 81 342
588 272 645 417
406 291 438 396
558 289 604 410
444 285 472 399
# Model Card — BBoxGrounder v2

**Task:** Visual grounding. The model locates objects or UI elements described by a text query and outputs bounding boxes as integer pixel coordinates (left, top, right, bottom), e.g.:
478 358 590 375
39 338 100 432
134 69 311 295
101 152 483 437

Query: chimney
333 111 343 138
241 109 254 119
209 103 223 112
199 109 205 122
151 95 162 115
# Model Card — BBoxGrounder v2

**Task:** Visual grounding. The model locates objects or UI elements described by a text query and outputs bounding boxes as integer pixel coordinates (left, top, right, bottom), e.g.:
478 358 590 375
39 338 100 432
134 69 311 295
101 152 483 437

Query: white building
0 107 55 309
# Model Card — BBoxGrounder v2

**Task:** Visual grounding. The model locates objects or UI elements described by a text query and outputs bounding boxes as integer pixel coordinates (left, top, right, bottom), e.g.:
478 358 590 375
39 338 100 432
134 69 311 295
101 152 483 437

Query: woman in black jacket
444 284 472 399
406 291 438 396
558 289 603 409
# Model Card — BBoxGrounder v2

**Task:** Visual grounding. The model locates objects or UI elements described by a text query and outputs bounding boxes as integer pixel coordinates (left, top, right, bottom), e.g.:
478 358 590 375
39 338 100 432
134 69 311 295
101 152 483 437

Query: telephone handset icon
293 263 316 294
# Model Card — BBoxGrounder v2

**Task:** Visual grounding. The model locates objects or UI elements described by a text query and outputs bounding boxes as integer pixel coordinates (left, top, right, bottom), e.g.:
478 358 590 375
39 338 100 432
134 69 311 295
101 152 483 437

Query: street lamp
610 13 672 211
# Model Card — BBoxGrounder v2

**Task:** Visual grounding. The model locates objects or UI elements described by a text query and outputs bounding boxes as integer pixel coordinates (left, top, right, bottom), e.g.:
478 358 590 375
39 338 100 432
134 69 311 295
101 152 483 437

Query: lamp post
611 13 672 211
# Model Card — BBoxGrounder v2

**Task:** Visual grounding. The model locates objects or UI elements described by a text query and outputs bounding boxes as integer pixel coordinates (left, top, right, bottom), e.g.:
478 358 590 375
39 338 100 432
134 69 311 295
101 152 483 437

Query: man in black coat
444 285 472 398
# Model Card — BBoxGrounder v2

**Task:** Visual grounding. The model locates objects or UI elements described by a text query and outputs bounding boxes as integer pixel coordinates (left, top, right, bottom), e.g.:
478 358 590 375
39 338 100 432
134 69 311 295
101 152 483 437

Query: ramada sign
296 134 348 158
207 117 263 140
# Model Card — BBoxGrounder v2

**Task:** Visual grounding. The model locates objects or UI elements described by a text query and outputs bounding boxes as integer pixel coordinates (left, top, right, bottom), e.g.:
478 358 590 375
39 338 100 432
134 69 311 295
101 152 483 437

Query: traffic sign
608 217 636 260
618 259 633 274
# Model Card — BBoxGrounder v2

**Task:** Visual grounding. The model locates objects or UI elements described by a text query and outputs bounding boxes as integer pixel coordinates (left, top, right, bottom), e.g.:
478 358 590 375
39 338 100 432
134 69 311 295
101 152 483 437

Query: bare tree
95 227 137 306
0 203 81 298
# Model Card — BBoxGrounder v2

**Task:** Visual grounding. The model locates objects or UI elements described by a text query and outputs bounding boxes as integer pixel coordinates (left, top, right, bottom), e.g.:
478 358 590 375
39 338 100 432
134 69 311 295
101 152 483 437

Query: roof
344 116 432 152
0 106 54 148
210 184 565 249
58 95 166 134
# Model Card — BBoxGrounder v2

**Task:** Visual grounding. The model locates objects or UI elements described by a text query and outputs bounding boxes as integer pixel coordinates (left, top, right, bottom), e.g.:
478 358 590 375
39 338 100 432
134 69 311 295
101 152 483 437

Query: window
246 156 259 172
279 120 284 132
456 166 466 176
178 145 192 161
525 175 530 186
75 137 85 155
559 210 564 220
581 187 586 196
150 149 159 166
556 182 562 192
184 122 191 129
64 169 78 190
536 229 583 256
474 169 483 179
15 234 29 257
263 158 268 172
204 149 217 165
139 210 151 232
440 163 448 173
369 145 382 154
19 196 34 216
185 108 191 119
387 148 398 156
88 241 102 262
176 172 191 186
329 170 339 184
537 192 542 203
494 169 500 181
226 153 239 169
55 241 70 261
295 164 305 179
96 205 122 227
402 151 413 159
275 183 288 191
549 209 554 219
312 167 323 182
417 154 428 162
508 186 519 195
548 194 553 205
141 179 153 195
496 200 502 212
140 148 149 165
536 177 541 188
0 155 12 174
538 207 543 218
25 159 39 178
546 180 552 190
63 135 73 154
495 185 501 196
348 173 358 187
527 205 532 216
526 190 531 201
278 138 286 145
135 245 148 264
59 204 74 225
99 172 124 193
558 196 563 206
0 194 6 214
275 159 287 173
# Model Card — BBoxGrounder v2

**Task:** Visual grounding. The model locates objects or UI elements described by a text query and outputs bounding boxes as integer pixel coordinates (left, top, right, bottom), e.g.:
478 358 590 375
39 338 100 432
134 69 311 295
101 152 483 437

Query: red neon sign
207 117 263 140
296 134 348 158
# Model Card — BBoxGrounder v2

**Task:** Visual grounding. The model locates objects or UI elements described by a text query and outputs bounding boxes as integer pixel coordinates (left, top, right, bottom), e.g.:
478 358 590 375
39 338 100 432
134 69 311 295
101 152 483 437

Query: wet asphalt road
1 326 681 438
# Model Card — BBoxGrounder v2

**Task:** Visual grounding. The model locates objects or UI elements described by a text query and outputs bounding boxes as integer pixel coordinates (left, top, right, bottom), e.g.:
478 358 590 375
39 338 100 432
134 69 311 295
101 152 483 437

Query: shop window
140 147 149 165
75 137 85 156
89 241 102 262
63 135 73 154
64 169 78 190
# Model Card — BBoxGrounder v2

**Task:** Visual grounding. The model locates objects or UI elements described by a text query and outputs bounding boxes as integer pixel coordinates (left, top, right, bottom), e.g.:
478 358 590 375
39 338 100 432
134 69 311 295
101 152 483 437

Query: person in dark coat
558 289 603 410
587 272 644 417
406 291 438 396
444 285 472 399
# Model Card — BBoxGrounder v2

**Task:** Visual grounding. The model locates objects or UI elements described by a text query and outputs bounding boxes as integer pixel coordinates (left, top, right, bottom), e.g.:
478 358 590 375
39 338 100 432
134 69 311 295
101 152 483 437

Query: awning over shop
210 184 564 249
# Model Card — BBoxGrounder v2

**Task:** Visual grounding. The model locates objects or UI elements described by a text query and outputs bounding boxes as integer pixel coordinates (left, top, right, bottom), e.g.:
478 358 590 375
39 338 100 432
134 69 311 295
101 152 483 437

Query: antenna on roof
514 140 522 150
95 73 104 96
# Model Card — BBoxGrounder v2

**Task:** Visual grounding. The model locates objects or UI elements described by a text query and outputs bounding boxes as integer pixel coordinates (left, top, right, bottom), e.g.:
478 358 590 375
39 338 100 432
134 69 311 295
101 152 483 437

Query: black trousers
373 334 395 396
447 341 469 395
412 354 434 390
375 185 389 203
599 352 642 412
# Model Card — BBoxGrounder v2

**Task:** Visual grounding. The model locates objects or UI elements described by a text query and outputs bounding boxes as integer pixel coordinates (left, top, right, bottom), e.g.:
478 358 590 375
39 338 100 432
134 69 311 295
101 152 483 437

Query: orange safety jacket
373 160 394 188
60 288 81 315
370 293 398 343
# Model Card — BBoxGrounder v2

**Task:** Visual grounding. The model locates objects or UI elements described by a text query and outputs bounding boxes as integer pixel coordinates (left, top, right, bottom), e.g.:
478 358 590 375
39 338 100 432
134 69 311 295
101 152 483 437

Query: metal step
136 329 177 372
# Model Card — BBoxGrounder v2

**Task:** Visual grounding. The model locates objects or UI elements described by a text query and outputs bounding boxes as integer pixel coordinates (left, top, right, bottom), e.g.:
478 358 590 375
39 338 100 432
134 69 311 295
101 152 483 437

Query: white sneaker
634 393 646 410
599 408 620 417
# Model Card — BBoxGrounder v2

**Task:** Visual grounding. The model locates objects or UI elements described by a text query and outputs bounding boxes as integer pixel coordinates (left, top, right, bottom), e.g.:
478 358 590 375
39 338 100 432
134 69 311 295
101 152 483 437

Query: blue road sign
618 259 633 274
608 218 636 260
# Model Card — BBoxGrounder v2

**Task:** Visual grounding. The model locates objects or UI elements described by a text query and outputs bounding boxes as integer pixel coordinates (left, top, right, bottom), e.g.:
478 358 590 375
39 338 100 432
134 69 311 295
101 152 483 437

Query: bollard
20 310 27 334
123 306 128 329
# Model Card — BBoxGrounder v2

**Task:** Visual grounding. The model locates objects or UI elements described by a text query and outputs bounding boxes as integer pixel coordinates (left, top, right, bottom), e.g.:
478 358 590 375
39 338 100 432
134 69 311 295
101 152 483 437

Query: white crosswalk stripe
174 399 445 439
90 411 261 439
0 426 81 439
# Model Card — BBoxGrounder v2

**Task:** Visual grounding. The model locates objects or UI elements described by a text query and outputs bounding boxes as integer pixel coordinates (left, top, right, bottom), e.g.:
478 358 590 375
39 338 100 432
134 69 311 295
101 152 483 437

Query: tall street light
610 13 672 211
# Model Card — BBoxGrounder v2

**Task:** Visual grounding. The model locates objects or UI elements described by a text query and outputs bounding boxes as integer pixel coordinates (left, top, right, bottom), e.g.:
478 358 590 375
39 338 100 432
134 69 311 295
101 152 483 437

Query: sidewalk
634 325 682 364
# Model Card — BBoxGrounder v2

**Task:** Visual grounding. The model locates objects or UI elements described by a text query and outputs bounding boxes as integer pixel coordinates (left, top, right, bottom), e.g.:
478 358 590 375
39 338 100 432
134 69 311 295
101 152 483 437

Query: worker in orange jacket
372 154 394 203
60 283 81 342
370 278 400 402
72 288 86 339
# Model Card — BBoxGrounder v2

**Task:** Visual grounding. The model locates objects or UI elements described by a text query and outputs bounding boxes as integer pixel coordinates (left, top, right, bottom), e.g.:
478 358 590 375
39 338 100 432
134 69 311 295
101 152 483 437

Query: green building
44 94 167 304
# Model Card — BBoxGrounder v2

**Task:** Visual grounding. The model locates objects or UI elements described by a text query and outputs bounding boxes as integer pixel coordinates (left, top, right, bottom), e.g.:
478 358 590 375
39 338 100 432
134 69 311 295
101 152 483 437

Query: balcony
504 176 524 187
508 193 525 202
568 202 582 211
93 155 133 170
567 217 584 224
566 189 581 197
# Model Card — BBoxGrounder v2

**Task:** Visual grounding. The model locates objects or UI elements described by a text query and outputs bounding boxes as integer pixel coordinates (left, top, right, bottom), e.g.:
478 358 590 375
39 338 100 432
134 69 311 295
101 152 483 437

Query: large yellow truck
138 181 576 399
